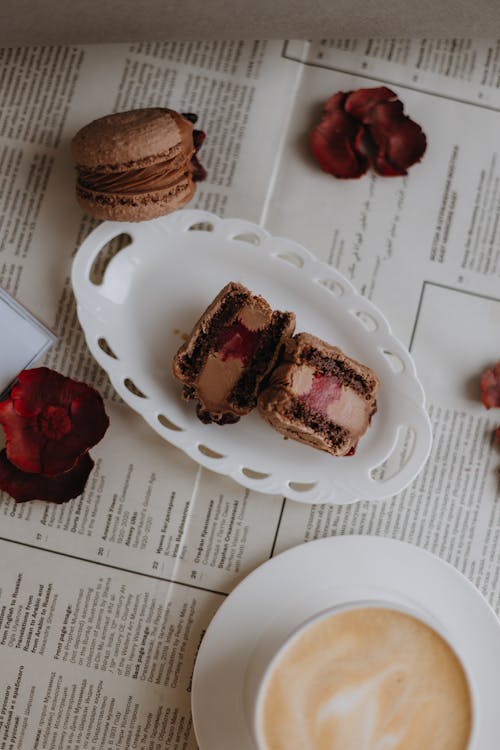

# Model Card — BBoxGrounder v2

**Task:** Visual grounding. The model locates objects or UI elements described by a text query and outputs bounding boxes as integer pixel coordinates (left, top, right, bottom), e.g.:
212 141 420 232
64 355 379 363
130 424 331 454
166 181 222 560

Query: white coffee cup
252 599 476 750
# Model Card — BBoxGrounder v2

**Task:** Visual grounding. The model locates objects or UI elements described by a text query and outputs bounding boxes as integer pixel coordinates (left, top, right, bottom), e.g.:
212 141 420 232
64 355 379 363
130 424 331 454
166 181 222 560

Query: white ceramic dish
191 536 500 750
72 209 431 504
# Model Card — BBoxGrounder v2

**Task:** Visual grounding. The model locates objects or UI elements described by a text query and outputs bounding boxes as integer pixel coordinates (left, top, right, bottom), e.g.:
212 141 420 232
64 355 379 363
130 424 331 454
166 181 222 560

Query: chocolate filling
230 313 293 408
78 160 193 194
178 303 293 419
77 126 206 195
77 178 191 207
195 407 240 425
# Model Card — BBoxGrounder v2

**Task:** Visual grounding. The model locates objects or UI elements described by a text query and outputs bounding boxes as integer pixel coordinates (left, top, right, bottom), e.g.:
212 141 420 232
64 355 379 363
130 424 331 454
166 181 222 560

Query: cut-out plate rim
72 209 432 505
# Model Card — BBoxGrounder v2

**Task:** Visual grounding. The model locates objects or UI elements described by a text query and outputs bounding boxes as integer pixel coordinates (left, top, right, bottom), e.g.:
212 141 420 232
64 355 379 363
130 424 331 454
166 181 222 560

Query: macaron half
71 108 206 222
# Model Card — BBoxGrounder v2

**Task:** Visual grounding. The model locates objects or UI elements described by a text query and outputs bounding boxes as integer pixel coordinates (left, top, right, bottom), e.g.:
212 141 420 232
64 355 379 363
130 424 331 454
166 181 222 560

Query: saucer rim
191 535 500 750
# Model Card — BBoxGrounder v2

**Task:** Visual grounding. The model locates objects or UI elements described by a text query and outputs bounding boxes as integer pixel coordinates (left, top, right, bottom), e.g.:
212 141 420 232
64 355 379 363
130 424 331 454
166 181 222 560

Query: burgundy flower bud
480 362 500 409
0 368 109 476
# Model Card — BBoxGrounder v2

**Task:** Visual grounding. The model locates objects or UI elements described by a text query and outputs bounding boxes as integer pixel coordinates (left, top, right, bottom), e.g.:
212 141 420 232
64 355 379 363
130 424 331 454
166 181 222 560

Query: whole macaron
71 108 206 222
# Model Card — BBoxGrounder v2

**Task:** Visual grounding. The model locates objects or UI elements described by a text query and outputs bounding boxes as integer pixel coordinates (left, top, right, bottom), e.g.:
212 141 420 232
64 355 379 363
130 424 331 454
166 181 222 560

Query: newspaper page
0 38 500 749
0 40 305 749
266 40 500 614
0 40 306 583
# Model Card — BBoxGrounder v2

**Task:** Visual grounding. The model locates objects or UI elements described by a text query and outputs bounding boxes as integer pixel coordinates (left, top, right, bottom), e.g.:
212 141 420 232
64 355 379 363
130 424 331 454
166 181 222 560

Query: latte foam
257 607 472 750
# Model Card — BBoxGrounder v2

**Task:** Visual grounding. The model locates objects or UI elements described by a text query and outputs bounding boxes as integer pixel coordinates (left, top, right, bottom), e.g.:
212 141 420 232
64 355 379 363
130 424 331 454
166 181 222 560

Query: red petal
309 128 367 178
0 399 44 473
363 98 404 127
193 129 205 150
0 367 109 475
311 88 426 179
0 450 94 503
480 362 500 408
309 94 368 179
344 86 396 120
10 368 68 414
191 153 207 182
322 91 351 115
192 129 207 181
371 152 408 177
385 119 427 170
364 101 427 175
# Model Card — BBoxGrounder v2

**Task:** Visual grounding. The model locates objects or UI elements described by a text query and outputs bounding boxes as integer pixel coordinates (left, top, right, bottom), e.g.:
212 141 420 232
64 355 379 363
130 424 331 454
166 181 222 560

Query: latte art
257 607 472 750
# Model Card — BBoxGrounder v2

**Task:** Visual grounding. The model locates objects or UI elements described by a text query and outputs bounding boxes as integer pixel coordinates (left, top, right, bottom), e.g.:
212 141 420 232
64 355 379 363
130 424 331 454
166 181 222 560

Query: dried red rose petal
0 450 94 503
309 92 368 179
343 86 396 121
192 129 207 182
480 362 500 409
0 368 109 475
357 97 427 176
310 86 426 178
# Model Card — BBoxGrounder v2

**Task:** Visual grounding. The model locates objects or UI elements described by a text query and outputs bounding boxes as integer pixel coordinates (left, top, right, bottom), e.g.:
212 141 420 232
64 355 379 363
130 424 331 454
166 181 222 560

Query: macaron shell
71 108 194 169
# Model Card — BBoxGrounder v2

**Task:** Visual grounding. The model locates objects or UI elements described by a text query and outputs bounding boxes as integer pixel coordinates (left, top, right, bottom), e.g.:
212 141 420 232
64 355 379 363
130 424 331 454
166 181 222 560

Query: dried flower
0 450 94 503
342 86 396 121
480 362 500 409
0 367 109 476
310 87 427 179
350 91 427 176
309 92 368 179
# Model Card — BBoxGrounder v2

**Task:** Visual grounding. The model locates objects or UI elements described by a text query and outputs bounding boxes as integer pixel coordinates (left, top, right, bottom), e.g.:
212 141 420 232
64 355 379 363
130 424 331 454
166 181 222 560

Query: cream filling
238 304 270 331
292 364 370 437
291 364 315 395
195 304 270 412
196 354 244 411
326 389 369 436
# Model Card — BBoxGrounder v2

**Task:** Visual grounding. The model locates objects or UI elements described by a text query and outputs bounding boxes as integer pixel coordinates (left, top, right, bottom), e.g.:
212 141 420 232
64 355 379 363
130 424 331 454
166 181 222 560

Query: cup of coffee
252 600 475 750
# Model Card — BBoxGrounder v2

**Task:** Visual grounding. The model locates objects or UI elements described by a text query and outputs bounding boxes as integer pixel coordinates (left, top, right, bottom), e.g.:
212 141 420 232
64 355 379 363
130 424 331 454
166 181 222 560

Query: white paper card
0 289 56 397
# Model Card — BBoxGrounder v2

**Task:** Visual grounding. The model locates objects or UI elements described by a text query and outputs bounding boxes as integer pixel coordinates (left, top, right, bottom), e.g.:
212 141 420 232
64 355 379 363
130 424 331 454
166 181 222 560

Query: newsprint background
0 39 499 748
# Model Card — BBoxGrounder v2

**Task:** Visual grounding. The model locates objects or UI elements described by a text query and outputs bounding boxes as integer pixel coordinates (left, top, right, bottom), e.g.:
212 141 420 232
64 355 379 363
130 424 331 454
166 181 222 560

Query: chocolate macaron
71 108 206 222
172 282 296 425
258 333 379 456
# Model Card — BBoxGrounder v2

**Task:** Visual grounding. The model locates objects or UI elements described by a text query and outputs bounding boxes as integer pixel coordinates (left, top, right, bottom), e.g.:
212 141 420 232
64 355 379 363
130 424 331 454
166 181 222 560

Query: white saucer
191 535 500 749
71 209 431 504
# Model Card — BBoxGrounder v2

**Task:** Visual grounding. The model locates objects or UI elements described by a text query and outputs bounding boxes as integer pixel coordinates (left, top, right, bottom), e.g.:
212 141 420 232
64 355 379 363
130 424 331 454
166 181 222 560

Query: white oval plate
72 209 431 504
191 536 500 750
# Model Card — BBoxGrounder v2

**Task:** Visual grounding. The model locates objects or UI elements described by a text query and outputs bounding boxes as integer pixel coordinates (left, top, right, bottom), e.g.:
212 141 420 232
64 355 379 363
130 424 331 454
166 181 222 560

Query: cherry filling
299 372 342 417
216 321 261 365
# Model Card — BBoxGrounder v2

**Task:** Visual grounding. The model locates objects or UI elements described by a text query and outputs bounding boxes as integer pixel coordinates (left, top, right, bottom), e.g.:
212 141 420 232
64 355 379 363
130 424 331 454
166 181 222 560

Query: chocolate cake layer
172 282 296 425
258 332 379 456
